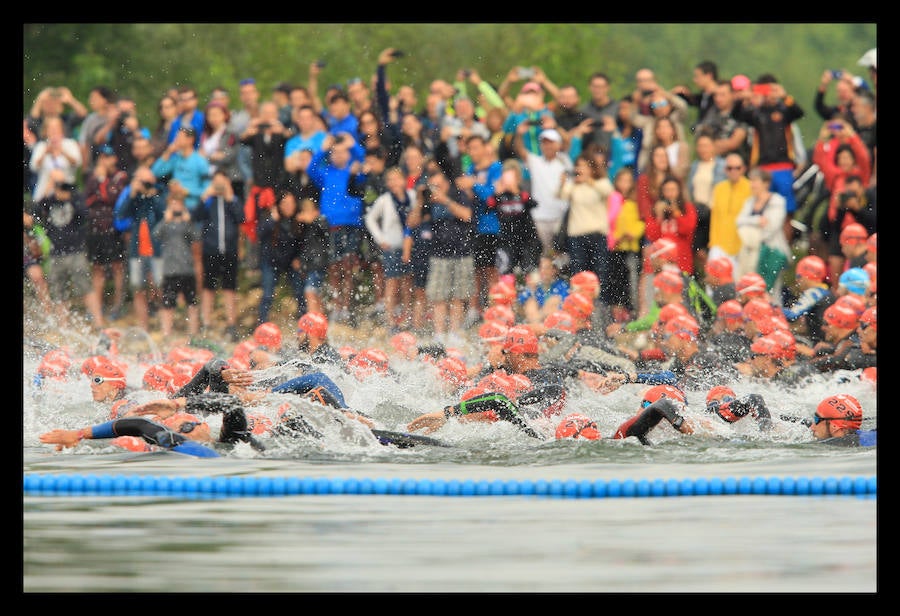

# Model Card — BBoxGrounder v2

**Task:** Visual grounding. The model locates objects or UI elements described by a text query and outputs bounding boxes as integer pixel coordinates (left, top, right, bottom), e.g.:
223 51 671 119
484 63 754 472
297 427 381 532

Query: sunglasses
178 421 202 434
649 100 669 109
812 415 834 425
713 395 735 404
91 376 125 385
726 165 744 171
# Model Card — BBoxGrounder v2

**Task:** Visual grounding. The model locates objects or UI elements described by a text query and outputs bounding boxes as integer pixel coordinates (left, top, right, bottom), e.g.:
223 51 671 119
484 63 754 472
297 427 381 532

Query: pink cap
731 74 751 91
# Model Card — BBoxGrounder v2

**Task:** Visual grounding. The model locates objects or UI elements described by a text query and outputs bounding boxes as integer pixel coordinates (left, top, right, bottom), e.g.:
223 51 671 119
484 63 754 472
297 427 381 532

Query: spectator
606 95 643 182
579 71 619 155
403 147 434 334
672 60 719 131
199 100 242 199
518 252 569 326
115 165 166 330
150 93 179 160
230 77 261 203
421 165 475 342
850 89 876 181
307 132 367 323
83 145 128 321
29 169 105 328
707 153 751 273
151 126 211 214
486 158 542 279
813 69 859 129
636 115 690 183
26 86 87 140
732 74 805 237
458 134 504 321
167 85 205 148
29 116 82 202
498 69 557 157
643 175 698 276
79 85 117 174
606 167 646 322
257 189 307 325
364 166 416 333
194 171 245 341
558 151 614 320
294 196 331 319
735 167 791 303
686 132 727 280
152 186 201 339
512 126 573 255
695 79 750 160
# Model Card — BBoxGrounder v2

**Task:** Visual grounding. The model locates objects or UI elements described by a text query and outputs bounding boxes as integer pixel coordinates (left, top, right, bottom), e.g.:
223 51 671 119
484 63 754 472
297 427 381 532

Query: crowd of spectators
23 48 876 361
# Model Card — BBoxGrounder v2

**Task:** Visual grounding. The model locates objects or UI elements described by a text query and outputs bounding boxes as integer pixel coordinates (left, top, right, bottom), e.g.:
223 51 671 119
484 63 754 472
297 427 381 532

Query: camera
390 50 405 58
462 69 472 78
142 180 155 190
172 211 183 218
315 59 327 68
838 190 856 205
518 67 535 79
830 69 843 79
257 122 271 130
57 182 77 192
419 185 432 202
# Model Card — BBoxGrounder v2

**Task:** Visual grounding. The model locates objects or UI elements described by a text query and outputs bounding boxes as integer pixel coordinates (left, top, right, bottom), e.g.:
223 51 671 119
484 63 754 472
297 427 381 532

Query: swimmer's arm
122 398 186 419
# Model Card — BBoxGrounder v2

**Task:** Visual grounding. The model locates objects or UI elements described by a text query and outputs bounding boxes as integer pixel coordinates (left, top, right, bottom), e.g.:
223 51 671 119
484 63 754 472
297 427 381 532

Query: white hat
857 48 876 69
539 128 562 143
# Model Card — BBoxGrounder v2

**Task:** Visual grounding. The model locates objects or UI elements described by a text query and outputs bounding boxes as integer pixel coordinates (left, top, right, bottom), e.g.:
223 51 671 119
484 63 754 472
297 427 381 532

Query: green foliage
24 23 875 142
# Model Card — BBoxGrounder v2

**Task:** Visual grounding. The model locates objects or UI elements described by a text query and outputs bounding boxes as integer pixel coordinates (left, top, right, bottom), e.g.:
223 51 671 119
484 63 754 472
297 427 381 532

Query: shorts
161 274 198 307
381 248 411 279
129 257 164 290
472 233 499 269
328 226 362 264
202 252 238 291
426 255 475 302
85 232 125 265
48 252 93 300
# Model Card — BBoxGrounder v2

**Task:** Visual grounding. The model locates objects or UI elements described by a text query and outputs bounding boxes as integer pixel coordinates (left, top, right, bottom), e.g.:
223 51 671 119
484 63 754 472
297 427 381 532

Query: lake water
23 325 878 593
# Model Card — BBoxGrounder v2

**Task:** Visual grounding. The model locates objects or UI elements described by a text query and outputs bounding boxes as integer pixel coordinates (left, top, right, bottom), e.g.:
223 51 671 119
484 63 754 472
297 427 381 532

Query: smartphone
390 50 405 58
830 69 843 79
518 67 535 79
315 59 327 68
752 83 771 96
462 69 472 78
827 122 843 131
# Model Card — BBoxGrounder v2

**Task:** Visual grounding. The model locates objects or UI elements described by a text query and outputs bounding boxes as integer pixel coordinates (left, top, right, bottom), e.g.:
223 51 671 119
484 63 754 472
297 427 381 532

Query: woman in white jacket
365 166 417 331
735 167 792 306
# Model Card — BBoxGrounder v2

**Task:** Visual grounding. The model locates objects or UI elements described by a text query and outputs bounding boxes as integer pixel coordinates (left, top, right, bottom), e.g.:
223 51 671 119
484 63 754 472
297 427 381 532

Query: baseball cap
97 144 116 157
838 267 870 296
503 325 539 355
857 48 876 69
539 128 562 143
239 77 257 86
816 393 863 431
705 257 734 281
555 413 601 440
253 322 282 350
839 223 868 246
297 311 329 339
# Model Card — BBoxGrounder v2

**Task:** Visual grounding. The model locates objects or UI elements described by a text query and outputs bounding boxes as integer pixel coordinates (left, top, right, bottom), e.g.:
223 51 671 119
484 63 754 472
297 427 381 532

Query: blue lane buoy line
23 474 876 499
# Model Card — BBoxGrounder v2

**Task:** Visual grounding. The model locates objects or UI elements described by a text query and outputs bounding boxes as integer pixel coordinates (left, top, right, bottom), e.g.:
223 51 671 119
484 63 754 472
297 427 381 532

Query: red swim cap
816 393 863 431
488 280 516 305
562 292 594 320
253 322 282 350
795 255 827 282
298 311 329 339
555 413 601 440
705 257 734 281
653 270 684 295
503 326 539 355
642 384 687 406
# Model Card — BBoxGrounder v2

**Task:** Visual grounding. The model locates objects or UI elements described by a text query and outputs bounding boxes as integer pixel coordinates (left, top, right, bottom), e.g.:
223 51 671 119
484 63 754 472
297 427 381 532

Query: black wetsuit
705 393 773 430
613 398 688 445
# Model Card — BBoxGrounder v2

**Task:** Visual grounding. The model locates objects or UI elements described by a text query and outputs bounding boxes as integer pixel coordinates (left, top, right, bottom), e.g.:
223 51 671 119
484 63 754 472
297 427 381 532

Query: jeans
258 261 306 324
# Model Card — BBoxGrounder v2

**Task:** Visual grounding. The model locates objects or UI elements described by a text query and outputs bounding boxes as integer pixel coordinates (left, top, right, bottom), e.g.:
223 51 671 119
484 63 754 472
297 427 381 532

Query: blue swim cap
838 267 870 295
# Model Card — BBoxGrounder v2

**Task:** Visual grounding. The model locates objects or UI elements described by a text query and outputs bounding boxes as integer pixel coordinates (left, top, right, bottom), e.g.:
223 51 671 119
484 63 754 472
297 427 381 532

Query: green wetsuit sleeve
624 303 660 332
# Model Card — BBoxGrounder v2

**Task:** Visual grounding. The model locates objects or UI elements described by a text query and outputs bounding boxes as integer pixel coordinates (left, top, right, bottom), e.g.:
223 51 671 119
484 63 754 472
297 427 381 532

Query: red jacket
644 200 698 274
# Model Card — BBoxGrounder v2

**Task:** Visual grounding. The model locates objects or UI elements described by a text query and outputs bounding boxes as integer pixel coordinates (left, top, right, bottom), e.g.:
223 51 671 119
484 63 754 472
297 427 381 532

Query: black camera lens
142 181 155 189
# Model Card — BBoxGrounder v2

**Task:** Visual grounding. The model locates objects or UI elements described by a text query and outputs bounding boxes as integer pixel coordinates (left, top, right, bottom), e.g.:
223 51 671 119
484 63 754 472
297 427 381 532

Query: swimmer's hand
407 411 447 435
39 429 83 451
124 398 184 419
222 368 254 388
